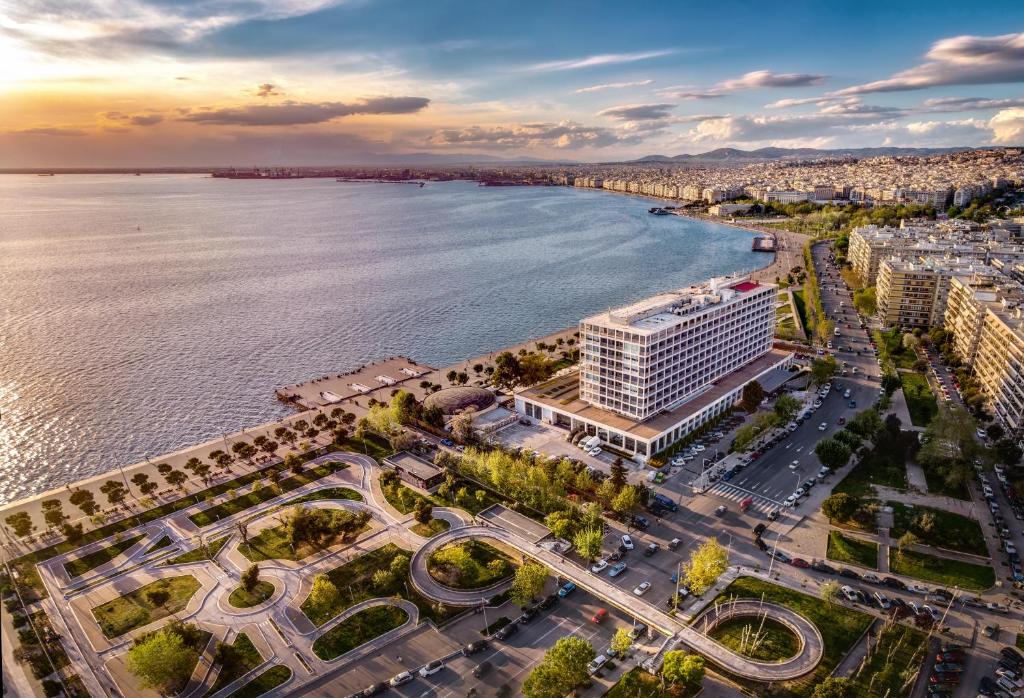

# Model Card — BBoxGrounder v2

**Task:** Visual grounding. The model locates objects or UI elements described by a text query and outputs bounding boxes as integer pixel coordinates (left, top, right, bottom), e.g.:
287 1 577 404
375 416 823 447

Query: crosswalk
706 482 783 514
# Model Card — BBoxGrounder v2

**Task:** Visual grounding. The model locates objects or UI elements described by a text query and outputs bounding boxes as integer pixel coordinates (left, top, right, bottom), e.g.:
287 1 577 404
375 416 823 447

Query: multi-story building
849 225 909 283
975 303 1024 436
516 276 792 461
875 258 997 329
945 276 1003 364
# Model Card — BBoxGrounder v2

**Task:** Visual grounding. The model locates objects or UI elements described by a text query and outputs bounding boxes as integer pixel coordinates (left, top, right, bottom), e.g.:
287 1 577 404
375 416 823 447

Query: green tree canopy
683 539 728 595
572 527 603 562
510 562 547 606
740 380 765 413
522 636 596 698
821 493 856 522
662 651 705 686
127 628 199 694
814 438 851 470
812 677 854 698
773 394 801 423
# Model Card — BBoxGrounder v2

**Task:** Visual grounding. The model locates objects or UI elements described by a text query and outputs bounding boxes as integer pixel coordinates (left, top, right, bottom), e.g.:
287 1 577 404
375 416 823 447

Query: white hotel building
516 276 793 462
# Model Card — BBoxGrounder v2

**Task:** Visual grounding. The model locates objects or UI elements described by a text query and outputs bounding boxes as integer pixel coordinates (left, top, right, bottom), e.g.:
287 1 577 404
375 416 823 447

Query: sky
1 0 1023 167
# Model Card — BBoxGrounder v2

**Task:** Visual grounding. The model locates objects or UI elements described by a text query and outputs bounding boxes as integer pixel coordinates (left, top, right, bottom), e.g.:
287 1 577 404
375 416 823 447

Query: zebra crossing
706 482 783 514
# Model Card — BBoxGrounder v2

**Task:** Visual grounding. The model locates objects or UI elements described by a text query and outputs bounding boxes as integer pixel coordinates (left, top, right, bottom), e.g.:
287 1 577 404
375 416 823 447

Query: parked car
463 640 489 655
557 582 576 598
390 672 414 687
633 582 652 596
360 683 388 696
883 576 907 590
630 623 648 640
811 560 836 574
517 606 538 624
538 594 558 610
587 655 609 675
838 568 861 580
790 558 810 568
609 562 628 577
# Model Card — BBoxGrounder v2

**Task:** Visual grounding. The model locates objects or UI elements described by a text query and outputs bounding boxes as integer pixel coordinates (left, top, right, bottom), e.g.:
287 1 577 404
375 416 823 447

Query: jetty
752 235 776 252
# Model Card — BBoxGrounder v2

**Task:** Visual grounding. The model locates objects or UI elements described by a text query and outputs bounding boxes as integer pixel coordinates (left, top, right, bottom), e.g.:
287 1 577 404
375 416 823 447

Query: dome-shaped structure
423 386 495 415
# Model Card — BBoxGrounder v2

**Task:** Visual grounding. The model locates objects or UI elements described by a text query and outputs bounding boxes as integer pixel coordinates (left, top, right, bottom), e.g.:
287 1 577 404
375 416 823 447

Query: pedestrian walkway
706 482 781 515
874 485 977 518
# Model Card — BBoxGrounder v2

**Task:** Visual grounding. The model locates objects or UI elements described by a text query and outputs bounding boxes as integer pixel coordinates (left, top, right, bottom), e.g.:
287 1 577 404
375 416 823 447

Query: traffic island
91 575 202 639
311 605 410 661
227 581 275 609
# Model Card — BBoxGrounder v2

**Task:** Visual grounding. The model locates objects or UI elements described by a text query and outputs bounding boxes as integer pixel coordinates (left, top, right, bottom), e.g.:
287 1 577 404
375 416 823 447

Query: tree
165 469 187 490
610 628 633 656
510 562 547 606
853 286 877 316
810 356 837 386
472 363 484 375
821 580 842 606
662 651 705 686
308 574 339 611
988 423 1005 441
131 473 158 497
390 390 417 425
846 409 882 440
69 489 98 516
491 352 521 390
523 636 595 698
572 527 603 562
283 453 303 474
740 380 765 413
814 438 851 470
451 413 474 442
5 512 34 538
682 539 728 595
62 522 84 543
609 458 628 493
240 564 259 593
412 499 433 526
880 372 901 395
41 500 66 531
596 479 618 505
896 532 920 562
543 510 575 540
821 493 857 522
127 629 199 693
446 369 458 384
611 485 640 517
773 394 801 423
812 677 854 698
100 480 129 508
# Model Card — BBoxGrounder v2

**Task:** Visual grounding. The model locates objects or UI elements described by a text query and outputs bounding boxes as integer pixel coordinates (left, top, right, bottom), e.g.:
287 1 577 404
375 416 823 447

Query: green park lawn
426 540 515 590
792 290 810 335
205 632 263 697
164 536 229 565
709 577 873 698
411 518 451 537
289 487 362 504
899 372 937 427
91 575 201 638
238 515 369 563
189 461 348 527
228 580 275 608
147 536 173 554
889 549 995 591
300 543 458 627
709 617 800 661
888 502 984 554
311 605 408 660
847 623 927 698
63 534 144 578
225 664 292 698
826 531 879 569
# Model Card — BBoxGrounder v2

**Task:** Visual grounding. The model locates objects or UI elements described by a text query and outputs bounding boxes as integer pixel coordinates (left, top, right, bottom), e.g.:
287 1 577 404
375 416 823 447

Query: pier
752 235 777 252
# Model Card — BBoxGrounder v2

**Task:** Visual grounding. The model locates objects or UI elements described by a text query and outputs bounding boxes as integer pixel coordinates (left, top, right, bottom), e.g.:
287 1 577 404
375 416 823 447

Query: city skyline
1 1 1023 166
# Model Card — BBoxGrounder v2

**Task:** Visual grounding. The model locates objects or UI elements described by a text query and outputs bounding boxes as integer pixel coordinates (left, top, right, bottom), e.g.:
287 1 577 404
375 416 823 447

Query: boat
648 207 670 215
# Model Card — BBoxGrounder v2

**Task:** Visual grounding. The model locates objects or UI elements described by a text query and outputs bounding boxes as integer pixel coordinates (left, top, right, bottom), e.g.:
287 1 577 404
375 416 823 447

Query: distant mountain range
623 146 976 165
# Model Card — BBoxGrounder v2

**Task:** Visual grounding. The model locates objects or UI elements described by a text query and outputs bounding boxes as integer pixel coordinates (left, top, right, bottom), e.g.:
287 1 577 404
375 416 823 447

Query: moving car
419 660 444 677
715 505 727 516
462 640 488 655
644 543 660 557
472 661 492 679
493 621 519 640
621 535 635 550
592 608 608 623
390 672 414 687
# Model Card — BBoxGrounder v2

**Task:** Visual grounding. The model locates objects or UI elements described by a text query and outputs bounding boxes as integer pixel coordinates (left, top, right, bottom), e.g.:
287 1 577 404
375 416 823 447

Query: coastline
0 188 795 549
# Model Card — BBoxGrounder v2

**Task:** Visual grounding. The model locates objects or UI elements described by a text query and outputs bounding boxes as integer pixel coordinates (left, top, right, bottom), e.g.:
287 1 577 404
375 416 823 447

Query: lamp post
720 530 734 562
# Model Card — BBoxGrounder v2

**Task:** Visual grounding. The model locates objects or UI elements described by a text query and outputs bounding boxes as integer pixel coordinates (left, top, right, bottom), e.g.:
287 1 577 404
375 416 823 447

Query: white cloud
429 120 650 149
990 108 1024 144
922 96 1024 112
575 79 653 94
597 103 675 120
526 50 674 73
833 32 1024 95
718 70 826 91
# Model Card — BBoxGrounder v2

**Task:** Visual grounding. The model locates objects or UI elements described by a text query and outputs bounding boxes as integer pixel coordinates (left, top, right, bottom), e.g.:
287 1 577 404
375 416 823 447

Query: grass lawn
899 372 937 427
709 577 873 698
205 632 263 697
826 531 879 569
340 433 394 461
919 462 971 501
300 543 459 627
426 540 515 590
847 623 927 697
147 536 173 553
189 461 348 527
311 605 408 660
237 514 369 563
888 502 984 554
604 667 699 697
228 580 275 608
411 518 451 537
832 429 915 506
225 665 292 698
63 534 144 578
382 476 502 516
91 575 201 638
874 329 918 371
164 536 229 565
792 290 809 334
889 549 994 591
709 617 800 661
289 487 362 504
1017 633 1024 651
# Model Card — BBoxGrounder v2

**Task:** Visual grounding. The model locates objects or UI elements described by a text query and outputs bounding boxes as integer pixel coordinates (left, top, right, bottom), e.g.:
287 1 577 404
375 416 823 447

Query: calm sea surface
0 175 765 503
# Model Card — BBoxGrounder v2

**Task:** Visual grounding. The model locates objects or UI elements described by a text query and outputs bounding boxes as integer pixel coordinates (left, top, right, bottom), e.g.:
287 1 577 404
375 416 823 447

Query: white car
587 655 608 675
784 494 798 507
588 447 602 457
621 535 634 550
693 444 706 452
818 422 827 431
789 460 799 470
794 487 806 498
841 585 859 601
390 671 414 687
907 583 927 594
920 604 942 621
633 581 652 596
977 428 988 439
813 399 823 408
419 660 443 678
591 559 609 573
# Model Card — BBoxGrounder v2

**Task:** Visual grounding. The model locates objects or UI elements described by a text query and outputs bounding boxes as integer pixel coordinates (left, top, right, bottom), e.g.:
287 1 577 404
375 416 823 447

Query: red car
592 608 608 623
790 558 810 569
837 417 846 425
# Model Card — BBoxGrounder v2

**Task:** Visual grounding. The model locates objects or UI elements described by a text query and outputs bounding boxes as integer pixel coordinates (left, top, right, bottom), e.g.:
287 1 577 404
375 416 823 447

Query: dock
275 356 434 409
752 235 776 252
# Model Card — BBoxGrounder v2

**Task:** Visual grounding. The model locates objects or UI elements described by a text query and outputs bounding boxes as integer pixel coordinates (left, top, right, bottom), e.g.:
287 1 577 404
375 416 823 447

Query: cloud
658 89 726 100
922 96 1024 112
817 98 905 117
256 83 282 98
718 70 827 91
990 108 1024 144
765 96 836 109
688 113 891 143
10 127 87 136
130 114 164 126
597 103 675 121
182 97 430 126
429 120 646 150
526 50 674 72
575 79 654 94
833 32 1024 95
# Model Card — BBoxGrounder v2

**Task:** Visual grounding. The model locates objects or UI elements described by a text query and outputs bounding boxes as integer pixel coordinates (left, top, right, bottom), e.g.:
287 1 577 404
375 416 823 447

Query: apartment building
516 276 791 461
945 276 1001 364
876 258 996 329
849 225 909 283
975 303 1024 436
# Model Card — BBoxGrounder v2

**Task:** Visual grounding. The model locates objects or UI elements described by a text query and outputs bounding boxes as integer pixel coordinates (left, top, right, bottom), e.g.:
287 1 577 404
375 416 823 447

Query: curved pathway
410 524 824 682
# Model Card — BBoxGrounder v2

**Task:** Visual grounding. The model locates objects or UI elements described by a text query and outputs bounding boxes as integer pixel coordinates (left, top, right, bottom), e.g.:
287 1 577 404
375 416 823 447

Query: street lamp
720 530 734 562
